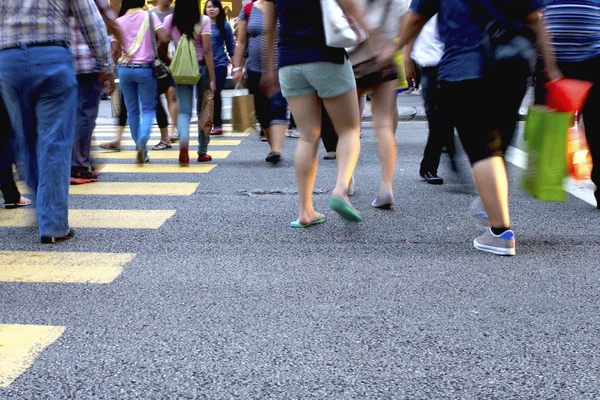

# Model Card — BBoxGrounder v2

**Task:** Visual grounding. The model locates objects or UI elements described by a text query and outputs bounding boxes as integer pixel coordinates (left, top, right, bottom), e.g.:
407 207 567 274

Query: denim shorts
279 58 356 99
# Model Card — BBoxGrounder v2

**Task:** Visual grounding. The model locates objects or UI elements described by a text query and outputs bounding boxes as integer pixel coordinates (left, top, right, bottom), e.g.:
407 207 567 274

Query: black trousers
419 65 455 174
0 94 20 204
535 56 600 206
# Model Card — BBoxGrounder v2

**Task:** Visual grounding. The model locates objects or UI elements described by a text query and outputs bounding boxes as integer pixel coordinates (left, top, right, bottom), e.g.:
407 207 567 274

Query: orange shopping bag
567 116 593 181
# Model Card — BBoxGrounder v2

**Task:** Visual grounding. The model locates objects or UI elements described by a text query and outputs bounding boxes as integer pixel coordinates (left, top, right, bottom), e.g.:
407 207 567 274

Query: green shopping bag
170 35 200 85
522 106 572 202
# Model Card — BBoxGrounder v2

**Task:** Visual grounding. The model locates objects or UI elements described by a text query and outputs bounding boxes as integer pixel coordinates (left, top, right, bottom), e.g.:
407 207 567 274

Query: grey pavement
1 118 599 398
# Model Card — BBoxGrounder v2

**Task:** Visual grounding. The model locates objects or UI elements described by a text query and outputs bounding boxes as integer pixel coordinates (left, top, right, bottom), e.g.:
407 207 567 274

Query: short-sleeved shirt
272 0 346 68
238 4 267 72
410 0 542 82
116 10 163 64
151 6 174 22
542 0 600 63
163 14 212 62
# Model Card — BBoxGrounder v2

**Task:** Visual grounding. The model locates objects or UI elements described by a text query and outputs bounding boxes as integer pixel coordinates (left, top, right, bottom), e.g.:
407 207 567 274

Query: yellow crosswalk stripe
99 163 215 173
17 182 200 196
0 209 176 229
0 251 135 284
0 324 65 387
91 150 231 159
91 139 241 147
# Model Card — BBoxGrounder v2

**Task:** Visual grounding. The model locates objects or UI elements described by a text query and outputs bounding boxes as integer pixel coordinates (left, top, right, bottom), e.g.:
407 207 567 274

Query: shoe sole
70 178 98 185
473 240 516 256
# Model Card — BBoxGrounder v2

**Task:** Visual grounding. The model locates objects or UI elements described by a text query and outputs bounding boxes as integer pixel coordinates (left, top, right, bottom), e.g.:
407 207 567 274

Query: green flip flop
289 213 327 228
328 197 363 223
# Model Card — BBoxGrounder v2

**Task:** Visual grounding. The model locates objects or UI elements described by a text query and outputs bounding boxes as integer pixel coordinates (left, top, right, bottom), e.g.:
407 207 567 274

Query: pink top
163 15 211 62
116 10 163 64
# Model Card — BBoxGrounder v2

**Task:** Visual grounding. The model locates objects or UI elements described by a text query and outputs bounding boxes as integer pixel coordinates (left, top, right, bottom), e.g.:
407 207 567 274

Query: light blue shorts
278 58 356 99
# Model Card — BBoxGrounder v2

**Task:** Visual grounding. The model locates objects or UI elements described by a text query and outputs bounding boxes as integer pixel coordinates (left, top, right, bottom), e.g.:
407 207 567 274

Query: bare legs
473 156 510 228
166 87 179 140
265 123 286 154
360 80 398 201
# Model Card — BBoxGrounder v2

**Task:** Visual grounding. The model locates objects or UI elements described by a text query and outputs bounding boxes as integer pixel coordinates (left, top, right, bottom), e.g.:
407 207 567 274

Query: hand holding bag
231 86 256 133
321 0 367 48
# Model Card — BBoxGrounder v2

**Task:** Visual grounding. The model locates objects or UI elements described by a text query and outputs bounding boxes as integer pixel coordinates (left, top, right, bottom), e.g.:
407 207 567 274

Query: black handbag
473 0 536 73
148 11 170 80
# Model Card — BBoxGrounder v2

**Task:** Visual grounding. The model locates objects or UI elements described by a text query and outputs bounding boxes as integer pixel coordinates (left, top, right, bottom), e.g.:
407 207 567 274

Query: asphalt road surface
0 120 598 399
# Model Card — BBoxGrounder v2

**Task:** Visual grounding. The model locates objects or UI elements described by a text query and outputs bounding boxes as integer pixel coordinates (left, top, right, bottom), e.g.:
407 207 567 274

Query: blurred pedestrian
205 0 236 136
404 15 454 185
163 0 217 165
386 0 562 255
232 0 288 164
348 0 410 209
0 0 115 243
71 0 123 184
262 0 381 226
113 0 169 164
534 0 599 209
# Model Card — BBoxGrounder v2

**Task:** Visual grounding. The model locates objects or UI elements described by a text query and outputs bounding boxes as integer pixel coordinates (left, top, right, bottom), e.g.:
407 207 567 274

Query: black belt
118 63 153 68
1 40 69 51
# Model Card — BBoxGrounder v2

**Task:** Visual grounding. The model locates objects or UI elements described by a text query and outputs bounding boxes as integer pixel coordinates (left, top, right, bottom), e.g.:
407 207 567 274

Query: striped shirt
71 0 115 74
543 0 600 62
0 0 113 74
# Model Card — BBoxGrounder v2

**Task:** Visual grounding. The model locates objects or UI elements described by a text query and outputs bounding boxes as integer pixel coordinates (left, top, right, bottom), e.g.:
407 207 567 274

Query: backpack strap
244 2 253 21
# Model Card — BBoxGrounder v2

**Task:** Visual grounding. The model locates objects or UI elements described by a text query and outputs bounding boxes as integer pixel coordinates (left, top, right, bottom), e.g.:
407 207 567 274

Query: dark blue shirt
273 0 346 68
410 0 542 82
211 22 235 68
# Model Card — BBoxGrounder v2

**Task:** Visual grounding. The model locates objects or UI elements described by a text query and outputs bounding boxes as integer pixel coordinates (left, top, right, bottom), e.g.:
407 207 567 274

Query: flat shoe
265 151 281 164
152 141 172 150
371 192 394 209
290 213 326 228
41 228 75 244
4 197 32 209
99 142 120 151
328 197 363 223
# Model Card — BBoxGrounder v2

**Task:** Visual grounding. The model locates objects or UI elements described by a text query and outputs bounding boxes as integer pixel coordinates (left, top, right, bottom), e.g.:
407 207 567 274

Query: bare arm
232 20 248 84
403 37 416 88
525 10 562 81
202 34 217 93
376 11 428 67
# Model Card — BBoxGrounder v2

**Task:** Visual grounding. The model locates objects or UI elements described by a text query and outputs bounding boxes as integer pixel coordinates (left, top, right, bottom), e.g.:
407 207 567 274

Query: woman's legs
286 92 323 225
155 88 171 147
322 89 361 203
165 86 179 140
367 80 398 202
135 68 157 162
175 84 193 163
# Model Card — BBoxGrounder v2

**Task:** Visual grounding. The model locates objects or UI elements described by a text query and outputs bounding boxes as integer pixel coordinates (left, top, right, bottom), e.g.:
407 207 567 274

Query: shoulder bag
148 11 171 81
321 0 367 48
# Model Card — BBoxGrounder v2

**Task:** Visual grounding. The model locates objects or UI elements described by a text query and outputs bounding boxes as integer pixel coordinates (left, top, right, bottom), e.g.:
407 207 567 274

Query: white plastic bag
321 0 367 48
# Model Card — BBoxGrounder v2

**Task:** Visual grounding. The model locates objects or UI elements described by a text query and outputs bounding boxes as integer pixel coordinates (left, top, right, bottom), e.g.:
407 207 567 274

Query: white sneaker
285 128 300 138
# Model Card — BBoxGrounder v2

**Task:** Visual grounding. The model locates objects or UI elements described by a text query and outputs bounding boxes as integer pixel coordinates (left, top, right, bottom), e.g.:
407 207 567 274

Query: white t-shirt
411 15 444 68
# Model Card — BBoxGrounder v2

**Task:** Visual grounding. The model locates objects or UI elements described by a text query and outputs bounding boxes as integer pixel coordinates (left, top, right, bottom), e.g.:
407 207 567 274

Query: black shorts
439 72 528 165
355 66 398 90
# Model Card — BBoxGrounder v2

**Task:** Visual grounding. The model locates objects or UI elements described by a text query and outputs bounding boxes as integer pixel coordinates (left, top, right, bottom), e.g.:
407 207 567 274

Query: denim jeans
0 94 19 204
0 45 77 237
175 64 210 155
119 65 157 155
72 73 101 170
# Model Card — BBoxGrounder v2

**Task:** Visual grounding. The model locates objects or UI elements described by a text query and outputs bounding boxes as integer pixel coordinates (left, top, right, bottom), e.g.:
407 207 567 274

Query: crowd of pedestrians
0 0 597 256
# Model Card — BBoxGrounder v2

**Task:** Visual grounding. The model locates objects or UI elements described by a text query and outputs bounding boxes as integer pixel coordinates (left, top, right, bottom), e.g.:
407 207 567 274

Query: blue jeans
72 73 101 169
0 45 77 237
118 65 157 155
175 64 210 155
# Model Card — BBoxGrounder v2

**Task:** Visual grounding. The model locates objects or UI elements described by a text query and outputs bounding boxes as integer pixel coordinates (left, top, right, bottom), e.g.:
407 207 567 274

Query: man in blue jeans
0 0 115 243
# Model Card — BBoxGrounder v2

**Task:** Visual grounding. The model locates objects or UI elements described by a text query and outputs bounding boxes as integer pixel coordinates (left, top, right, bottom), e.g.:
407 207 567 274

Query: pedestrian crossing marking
92 131 252 138
16 182 200 196
0 209 176 229
0 251 135 284
0 324 65 387
91 150 231 160
99 164 216 174
91 139 242 147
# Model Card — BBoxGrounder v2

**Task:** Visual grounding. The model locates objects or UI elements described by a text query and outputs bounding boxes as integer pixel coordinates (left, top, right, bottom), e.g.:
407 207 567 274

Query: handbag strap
148 10 159 60
120 14 150 63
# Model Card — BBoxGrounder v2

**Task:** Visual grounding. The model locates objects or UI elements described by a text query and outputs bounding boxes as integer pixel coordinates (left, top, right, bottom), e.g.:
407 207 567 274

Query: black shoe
420 172 444 185
265 151 281 164
41 229 75 244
